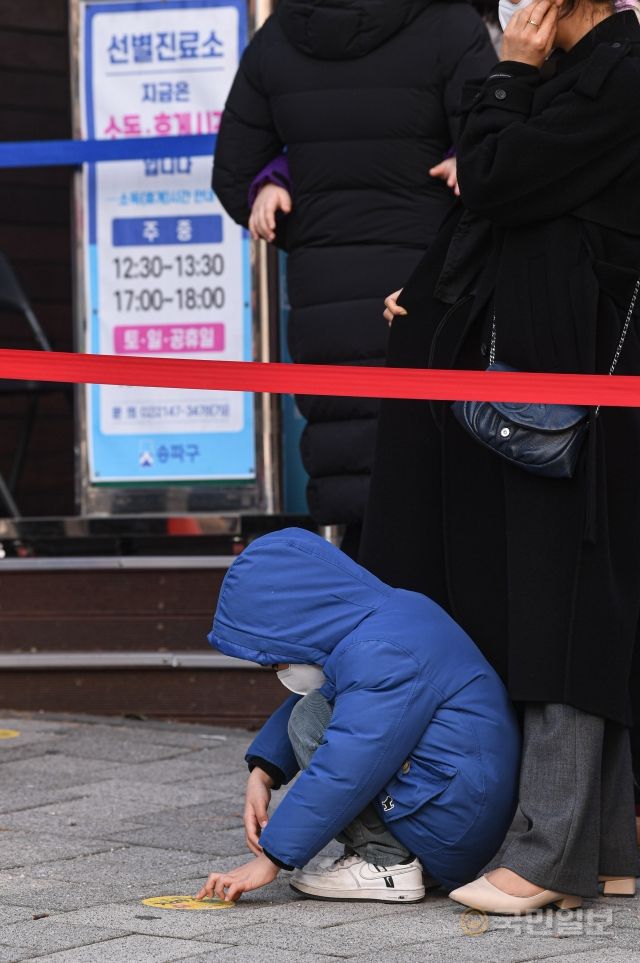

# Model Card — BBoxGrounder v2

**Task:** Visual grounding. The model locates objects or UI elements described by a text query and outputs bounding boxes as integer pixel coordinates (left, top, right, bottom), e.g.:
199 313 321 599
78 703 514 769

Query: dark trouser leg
598 720 638 877
498 703 637 898
287 690 412 868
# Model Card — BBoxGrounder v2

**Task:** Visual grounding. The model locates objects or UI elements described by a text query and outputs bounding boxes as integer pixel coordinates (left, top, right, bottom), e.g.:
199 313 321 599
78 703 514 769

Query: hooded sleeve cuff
244 693 302 785
262 848 294 872
248 154 291 208
246 755 286 790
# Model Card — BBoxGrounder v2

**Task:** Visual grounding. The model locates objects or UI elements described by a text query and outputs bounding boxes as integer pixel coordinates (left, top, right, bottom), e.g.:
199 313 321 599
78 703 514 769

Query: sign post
70 0 278 515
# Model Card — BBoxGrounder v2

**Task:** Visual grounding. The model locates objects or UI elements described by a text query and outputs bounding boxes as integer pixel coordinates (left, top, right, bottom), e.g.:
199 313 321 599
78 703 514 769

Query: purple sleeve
248 154 291 208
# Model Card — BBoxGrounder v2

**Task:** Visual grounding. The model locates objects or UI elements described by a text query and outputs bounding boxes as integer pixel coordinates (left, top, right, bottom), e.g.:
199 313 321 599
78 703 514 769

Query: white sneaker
290 853 426 903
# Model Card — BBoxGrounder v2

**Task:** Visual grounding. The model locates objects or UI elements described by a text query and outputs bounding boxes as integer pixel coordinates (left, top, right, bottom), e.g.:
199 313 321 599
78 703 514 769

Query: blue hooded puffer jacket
208 528 520 889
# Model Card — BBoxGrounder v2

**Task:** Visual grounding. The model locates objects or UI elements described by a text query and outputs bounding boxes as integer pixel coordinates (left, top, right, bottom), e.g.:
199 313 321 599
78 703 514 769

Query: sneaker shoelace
332 853 361 869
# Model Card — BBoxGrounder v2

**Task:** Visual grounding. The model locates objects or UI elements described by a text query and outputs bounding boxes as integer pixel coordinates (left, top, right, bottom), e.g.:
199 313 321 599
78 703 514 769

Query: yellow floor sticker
0 730 20 741
142 896 235 911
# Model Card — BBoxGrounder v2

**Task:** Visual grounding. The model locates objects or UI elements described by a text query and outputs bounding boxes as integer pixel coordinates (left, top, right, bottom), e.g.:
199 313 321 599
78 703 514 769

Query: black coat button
611 42 622 48
480 342 488 357
494 88 507 101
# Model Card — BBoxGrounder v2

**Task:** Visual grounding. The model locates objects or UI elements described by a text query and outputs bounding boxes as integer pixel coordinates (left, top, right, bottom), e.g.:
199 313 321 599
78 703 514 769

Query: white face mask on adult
276 664 326 695
498 0 534 31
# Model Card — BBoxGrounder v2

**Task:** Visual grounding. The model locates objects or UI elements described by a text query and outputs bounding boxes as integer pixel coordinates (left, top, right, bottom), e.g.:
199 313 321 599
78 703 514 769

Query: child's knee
288 691 332 767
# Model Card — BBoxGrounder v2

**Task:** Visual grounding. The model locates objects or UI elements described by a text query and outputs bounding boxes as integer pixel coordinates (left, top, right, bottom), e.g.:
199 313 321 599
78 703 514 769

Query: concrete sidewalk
0 712 638 963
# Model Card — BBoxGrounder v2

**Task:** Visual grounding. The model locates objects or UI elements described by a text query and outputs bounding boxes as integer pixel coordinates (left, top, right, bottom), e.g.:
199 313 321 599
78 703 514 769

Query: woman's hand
501 0 560 69
195 853 280 903
383 289 407 326
429 156 459 197
248 184 292 242
244 767 273 856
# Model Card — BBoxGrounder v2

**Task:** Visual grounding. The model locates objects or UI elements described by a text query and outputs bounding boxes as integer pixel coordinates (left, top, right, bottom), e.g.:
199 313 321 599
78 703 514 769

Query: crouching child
196 528 520 904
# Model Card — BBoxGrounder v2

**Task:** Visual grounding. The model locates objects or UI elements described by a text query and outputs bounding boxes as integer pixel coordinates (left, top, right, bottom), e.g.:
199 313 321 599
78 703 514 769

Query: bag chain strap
489 313 497 366
596 276 640 415
489 276 640 414
607 277 640 376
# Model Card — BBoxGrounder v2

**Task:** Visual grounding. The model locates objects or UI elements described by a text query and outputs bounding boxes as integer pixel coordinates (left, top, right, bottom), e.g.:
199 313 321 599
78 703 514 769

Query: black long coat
360 12 640 726
213 0 495 525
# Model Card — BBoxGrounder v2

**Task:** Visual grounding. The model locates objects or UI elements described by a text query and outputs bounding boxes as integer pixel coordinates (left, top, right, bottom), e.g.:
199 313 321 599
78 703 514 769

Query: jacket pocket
379 759 458 823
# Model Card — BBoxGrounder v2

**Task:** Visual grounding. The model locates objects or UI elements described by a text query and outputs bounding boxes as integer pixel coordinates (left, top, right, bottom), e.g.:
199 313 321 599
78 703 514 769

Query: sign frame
69 0 280 516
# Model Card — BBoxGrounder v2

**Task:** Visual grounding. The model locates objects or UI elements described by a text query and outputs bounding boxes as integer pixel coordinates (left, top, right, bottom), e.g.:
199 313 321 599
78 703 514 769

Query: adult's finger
536 3 559 42
528 0 553 22
529 0 556 28
520 0 556 38
512 0 550 28
523 6 558 58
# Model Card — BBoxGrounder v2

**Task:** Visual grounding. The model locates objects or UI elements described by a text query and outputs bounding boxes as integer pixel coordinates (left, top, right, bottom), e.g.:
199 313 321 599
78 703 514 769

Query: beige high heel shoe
598 875 637 897
449 876 582 915
597 813 640 896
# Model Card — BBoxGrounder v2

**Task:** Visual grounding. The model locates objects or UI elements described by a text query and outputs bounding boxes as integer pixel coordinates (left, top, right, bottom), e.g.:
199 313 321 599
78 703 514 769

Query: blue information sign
112 214 223 247
80 0 254 484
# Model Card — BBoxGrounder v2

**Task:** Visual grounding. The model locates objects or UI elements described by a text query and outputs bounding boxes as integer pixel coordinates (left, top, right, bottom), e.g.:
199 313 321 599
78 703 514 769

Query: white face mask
498 0 534 31
276 664 326 695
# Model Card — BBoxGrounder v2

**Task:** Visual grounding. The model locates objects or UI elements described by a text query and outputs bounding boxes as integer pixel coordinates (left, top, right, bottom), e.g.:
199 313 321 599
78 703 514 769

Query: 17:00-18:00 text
113 287 225 311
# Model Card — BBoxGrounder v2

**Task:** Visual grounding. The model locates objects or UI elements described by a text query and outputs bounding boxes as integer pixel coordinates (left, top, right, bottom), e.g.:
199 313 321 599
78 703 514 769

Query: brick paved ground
0 712 638 963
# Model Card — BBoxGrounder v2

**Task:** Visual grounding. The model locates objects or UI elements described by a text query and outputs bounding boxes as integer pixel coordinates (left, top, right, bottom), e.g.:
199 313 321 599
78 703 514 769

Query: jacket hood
276 0 436 60
208 528 393 665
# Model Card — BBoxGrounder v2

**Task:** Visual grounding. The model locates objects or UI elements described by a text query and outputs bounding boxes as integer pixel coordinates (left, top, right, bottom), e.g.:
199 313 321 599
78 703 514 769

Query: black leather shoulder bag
451 278 640 479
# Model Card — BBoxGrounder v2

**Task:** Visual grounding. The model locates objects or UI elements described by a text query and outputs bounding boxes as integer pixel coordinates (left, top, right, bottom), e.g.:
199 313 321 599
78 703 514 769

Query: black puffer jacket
213 0 495 525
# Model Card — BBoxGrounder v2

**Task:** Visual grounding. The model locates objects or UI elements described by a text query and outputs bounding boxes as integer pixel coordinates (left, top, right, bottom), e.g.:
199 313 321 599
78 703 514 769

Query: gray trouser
491 703 638 898
287 690 412 868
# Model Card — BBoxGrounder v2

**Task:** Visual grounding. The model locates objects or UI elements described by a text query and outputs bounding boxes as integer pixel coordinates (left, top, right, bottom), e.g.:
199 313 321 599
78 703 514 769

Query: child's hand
244 767 273 856
195 853 280 902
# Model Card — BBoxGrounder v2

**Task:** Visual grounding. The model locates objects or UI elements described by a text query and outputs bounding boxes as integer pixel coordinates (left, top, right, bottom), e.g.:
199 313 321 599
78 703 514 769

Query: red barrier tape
2 348 640 407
